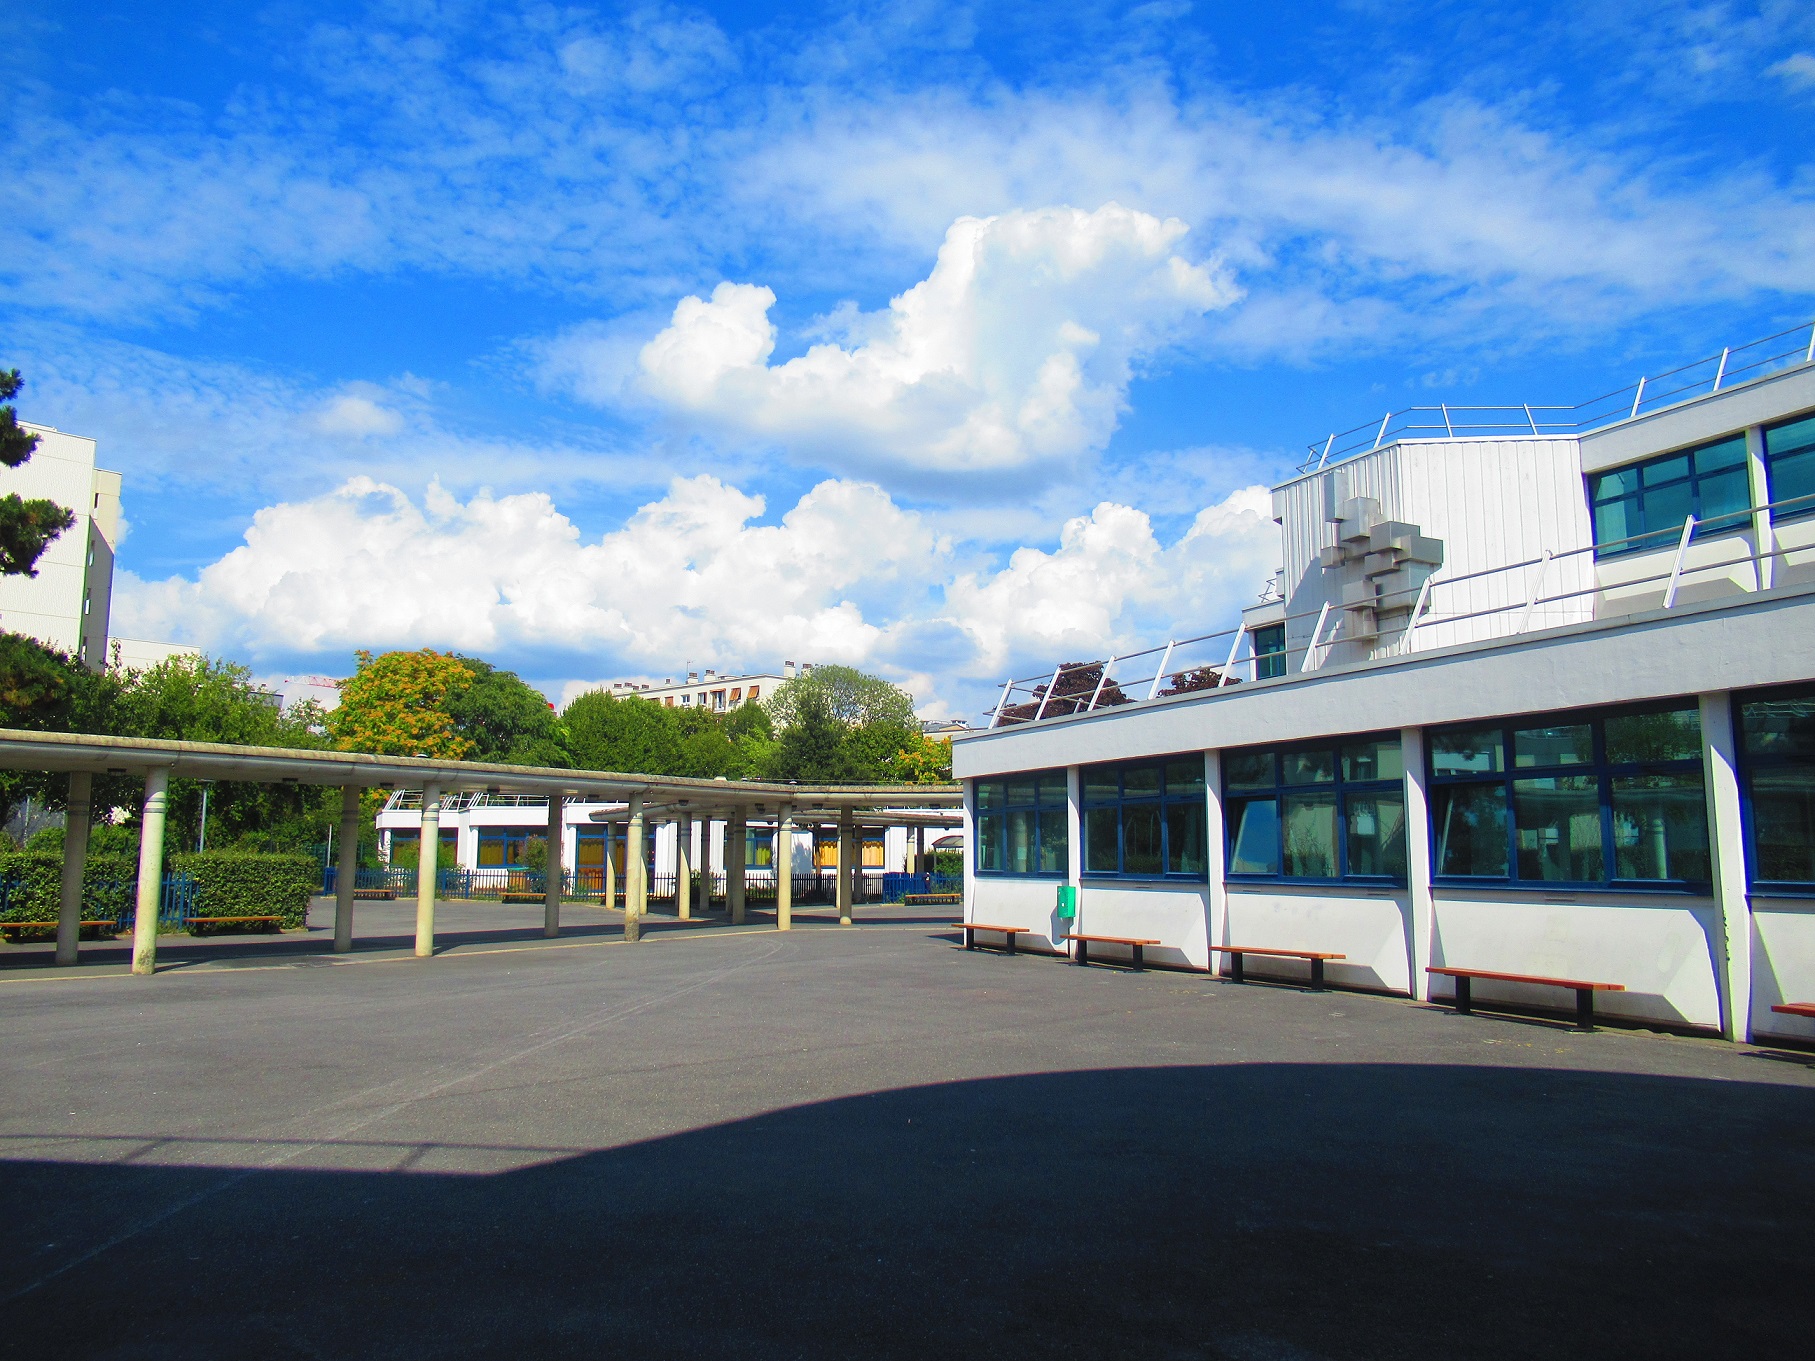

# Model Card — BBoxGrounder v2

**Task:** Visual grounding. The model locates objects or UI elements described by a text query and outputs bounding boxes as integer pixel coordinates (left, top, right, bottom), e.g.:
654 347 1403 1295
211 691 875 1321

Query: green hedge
171 853 317 933
0 852 137 939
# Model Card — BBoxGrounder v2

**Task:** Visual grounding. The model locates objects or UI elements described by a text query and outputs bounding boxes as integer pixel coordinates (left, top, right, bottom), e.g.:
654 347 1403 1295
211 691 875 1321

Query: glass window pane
1767 446 1815 516
1342 738 1403 784
1037 774 1069 807
1644 478 1692 534
1513 775 1605 881
1692 435 1748 473
1612 773 1709 881
1082 765 1120 804
977 814 1002 871
1592 467 1640 498
975 781 1001 812
1593 495 1637 550
1514 724 1593 768
1281 793 1339 877
1122 804 1163 874
1084 807 1119 873
1694 466 1750 526
1005 779 1037 807
1005 810 1037 874
1750 765 1815 883
1165 801 1207 875
1605 708 1701 764
1766 412 1815 458
1345 793 1407 878
1432 728 1504 776
1123 765 1162 799
1433 782 1509 876
1224 751 1275 790
1037 809 1068 873
1281 749 1336 785
1227 798 1279 875
1644 454 1690 486
1164 758 1205 797
1742 695 1815 756
477 836 505 867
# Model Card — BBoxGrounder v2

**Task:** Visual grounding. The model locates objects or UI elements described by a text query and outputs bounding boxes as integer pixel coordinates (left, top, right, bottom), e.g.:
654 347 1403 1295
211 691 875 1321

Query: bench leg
1131 943 1143 972
1309 958 1325 991
961 926 973 950
1006 932 1016 957
1074 939 1089 967
1229 952 1244 984
1454 976 1471 1015
1576 988 1596 1032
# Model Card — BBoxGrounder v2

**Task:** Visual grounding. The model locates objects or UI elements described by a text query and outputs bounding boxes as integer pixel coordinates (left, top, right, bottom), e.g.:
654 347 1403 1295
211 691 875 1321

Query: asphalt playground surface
1 897 1811 1359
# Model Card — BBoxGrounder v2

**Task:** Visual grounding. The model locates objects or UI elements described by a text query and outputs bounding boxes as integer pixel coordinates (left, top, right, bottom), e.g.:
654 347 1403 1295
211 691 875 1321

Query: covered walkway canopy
0 729 961 974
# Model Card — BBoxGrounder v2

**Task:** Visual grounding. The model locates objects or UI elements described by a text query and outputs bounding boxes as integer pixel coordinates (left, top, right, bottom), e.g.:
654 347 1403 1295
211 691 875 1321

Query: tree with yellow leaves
329 649 477 759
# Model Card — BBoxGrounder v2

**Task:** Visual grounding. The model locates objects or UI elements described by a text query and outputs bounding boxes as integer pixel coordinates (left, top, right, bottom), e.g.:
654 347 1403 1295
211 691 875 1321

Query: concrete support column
728 810 746 925
1701 693 1752 1041
913 824 925 876
1202 752 1226 974
415 783 442 958
961 778 976 931
1746 425 1773 591
130 767 170 976
1402 727 1436 1001
603 822 616 910
334 784 360 953
54 771 93 966
676 814 693 921
625 794 645 943
775 808 793 931
544 794 564 938
1061 767 1081 943
837 809 855 925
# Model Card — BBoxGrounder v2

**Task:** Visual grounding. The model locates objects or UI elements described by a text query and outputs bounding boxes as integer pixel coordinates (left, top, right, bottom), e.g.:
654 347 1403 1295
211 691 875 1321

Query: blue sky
6 0 1814 716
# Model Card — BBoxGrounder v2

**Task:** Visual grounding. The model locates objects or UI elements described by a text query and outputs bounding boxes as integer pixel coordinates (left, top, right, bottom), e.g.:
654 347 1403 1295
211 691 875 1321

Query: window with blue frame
1251 623 1287 680
974 771 1069 875
477 828 543 866
1737 684 1815 890
1082 757 1206 878
1428 703 1710 887
1587 435 1752 557
1224 735 1406 881
1762 411 1815 523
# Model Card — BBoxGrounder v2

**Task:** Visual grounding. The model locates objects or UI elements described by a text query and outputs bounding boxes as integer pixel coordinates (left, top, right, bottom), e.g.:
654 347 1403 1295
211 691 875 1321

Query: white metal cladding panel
1428 894 1722 1029
1274 448 1404 663
1749 905 1815 1040
968 877 1071 952
1396 438 1594 653
1221 888 1412 993
1074 883 1210 969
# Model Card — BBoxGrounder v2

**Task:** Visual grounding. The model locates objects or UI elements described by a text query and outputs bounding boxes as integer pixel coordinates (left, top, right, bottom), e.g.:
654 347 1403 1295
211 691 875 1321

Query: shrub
0 851 137 939
170 852 317 933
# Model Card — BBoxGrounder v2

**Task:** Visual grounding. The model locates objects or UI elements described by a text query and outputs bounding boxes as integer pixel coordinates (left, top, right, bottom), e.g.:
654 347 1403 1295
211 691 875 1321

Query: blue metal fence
880 873 964 902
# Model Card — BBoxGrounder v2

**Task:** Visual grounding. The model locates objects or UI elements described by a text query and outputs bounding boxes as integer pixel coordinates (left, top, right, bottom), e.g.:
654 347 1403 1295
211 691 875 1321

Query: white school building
954 323 1815 1044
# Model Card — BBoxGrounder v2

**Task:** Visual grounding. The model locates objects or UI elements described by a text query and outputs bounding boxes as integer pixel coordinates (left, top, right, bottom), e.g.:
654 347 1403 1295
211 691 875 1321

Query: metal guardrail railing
982 489 1815 730
1299 320 1815 473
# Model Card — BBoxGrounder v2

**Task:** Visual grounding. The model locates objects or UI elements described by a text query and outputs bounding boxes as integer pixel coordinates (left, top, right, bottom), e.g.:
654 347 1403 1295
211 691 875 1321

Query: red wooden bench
1211 945 1347 991
955 923 1029 955
1066 933 1160 971
1428 965 1624 1031
1770 1002 1815 1019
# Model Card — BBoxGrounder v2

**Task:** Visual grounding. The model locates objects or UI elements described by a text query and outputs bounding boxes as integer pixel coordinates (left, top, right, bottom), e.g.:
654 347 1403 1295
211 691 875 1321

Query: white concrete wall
969 877 1072 952
1224 886 1412 993
1075 883 1210 970
0 425 118 663
1751 902 1815 1042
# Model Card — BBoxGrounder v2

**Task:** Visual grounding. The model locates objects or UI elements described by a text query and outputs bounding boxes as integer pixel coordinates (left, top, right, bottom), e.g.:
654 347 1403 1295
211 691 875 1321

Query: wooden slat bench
904 892 962 906
1212 945 1346 990
0 920 118 938
1770 1002 1815 1019
184 915 283 934
500 892 544 904
351 888 396 901
955 922 1028 954
1428 966 1624 1031
1066 933 1160 971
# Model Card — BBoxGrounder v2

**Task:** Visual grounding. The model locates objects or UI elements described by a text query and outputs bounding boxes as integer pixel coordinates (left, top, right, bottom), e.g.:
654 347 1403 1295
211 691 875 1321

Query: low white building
0 423 121 668
958 323 1815 1045
584 662 815 712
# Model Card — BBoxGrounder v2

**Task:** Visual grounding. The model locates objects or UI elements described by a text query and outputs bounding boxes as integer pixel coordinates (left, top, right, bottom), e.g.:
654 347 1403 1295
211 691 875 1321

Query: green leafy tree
563 691 683 774
765 690 859 782
445 656 571 767
0 632 133 827
0 370 77 578
330 649 477 758
764 665 916 731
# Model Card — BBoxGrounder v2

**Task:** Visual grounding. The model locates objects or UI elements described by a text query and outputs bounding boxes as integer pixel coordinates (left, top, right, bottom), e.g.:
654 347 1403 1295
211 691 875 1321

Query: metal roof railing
1299 319 1815 474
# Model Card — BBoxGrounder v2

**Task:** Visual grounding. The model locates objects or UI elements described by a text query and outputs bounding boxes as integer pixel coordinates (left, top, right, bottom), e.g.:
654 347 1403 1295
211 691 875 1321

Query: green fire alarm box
1056 884 1078 921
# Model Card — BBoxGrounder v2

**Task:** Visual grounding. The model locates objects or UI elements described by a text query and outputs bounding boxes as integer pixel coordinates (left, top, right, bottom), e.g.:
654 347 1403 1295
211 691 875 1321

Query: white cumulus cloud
629 204 1239 474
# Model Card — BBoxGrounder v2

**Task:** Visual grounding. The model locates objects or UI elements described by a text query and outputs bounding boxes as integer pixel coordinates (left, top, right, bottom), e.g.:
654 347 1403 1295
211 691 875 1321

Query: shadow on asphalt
2 1064 1809 1359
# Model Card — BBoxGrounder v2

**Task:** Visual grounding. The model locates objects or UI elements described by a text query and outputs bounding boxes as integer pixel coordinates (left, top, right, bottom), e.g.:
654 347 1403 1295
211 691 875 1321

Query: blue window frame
1762 411 1815 524
1736 683 1815 892
1224 734 1406 882
1587 435 1751 557
1252 623 1287 680
477 828 543 867
1427 702 1710 889
1081 757 1206 879
974 771 1069 875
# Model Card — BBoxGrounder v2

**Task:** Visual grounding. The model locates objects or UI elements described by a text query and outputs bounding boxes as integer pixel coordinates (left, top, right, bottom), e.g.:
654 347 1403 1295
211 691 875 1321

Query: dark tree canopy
445 656 571 767
0 371 76 579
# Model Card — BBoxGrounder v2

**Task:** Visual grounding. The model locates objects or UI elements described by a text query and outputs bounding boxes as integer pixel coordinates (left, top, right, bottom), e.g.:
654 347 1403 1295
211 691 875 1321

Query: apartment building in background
0 423 122 668
589 661 817 711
